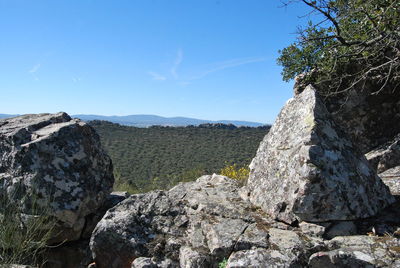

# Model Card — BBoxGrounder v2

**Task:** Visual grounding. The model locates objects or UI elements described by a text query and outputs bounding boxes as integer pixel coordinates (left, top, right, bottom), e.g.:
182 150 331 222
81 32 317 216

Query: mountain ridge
0 113 265 127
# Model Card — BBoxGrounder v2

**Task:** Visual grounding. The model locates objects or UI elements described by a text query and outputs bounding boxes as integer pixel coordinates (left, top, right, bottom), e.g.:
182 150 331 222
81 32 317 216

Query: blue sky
0 0 310 124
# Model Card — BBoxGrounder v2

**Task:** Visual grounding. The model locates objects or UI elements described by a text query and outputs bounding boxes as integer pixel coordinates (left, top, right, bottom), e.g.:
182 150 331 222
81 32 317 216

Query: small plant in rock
0 189 56 266
220 163 250 185
218 258 228 268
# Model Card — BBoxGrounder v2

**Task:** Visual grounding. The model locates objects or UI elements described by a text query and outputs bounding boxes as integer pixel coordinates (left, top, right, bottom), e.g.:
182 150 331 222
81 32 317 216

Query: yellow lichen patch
304 113 315 130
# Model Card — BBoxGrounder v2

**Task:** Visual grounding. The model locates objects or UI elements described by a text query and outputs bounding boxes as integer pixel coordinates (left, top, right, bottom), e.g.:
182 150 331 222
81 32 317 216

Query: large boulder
0 112 114 243
247 86 394 224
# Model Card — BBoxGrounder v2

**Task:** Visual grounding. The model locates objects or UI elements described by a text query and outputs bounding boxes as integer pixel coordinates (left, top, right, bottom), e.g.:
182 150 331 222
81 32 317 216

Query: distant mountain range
0 113 265 127
0 114 18 119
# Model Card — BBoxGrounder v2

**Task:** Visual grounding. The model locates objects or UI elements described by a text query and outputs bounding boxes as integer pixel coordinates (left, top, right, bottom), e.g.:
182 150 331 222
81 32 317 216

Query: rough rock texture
226 249 294 268
379 166 400 195
90 174 322 268
131 257 177 268
309 235 400 267
247 86 394 224
0 113 114 243
366 134 400 173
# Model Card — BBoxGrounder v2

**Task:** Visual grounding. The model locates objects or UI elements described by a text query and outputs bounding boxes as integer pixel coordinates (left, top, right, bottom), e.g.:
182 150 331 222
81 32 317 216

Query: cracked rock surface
90 173 400 268
90 174 324 268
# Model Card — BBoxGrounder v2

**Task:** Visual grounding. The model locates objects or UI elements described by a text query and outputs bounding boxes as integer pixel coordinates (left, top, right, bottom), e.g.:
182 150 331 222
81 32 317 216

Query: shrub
0 189 56 266
220 163 250 184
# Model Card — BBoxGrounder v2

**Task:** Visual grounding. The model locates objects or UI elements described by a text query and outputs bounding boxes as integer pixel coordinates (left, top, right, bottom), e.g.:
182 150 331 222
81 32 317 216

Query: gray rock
324 221 357 239
268 228 323 266
379 166 400 195
132 258 158 268
366 134 400 173
310 235 400 267
226 249 294 268
309 250 376 268
299 222 329 238
179 247 211 268
81 191 130 239
234 223 269 251
131 257 177 268
0 113 114 243
90 175 285 268
247 86 394 224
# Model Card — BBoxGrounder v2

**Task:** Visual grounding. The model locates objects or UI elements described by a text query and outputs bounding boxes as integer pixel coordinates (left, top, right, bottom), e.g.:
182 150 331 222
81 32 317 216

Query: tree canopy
278 0 400 95
90 120 269 193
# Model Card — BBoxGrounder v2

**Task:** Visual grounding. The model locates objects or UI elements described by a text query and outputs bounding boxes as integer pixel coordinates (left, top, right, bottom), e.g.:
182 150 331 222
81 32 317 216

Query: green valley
89 120 270 193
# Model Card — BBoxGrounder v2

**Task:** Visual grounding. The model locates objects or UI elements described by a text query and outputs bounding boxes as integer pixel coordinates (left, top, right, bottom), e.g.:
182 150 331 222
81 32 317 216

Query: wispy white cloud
170 48 183 79
29 63 41 73
189 57 266 80
148 71 167 81
28 63 41 81
72 77 82 83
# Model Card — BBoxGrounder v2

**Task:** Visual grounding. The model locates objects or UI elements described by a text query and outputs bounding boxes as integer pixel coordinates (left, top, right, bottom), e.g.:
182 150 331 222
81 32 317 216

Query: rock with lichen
0 112 114 243
246 85 394 224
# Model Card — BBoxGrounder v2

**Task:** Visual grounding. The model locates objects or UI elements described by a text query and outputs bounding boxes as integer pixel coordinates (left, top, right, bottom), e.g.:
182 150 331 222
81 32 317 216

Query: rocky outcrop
90 174 325 268
0 113 114 243
2 84 399 267
90 173 400 267
246 86 394 224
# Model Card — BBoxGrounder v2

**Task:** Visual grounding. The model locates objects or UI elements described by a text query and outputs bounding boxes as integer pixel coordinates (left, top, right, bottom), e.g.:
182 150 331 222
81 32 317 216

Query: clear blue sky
0 0 310 124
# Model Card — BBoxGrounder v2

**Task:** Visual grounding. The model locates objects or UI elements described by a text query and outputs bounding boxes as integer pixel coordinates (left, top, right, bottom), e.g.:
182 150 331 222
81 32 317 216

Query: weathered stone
366 134 400 173
268 228 323 266
81 191 129 239
0 113 114 243
234 223 269 251
90 174 278 268
324 222 357 239
131 258 158 268
309 250 376 268
310 235 400 267
247 86 394 224
226 249 294 268
131 257 177 268
379 166 400 195
179 247 211 268
299 222 329 238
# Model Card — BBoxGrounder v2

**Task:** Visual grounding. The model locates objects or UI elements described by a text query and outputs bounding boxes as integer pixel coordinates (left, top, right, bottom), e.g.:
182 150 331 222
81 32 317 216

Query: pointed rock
247 86 395 224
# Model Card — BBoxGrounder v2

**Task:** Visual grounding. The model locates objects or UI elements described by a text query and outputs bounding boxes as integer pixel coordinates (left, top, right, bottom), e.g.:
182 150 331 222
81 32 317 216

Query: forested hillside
89 120 269 193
